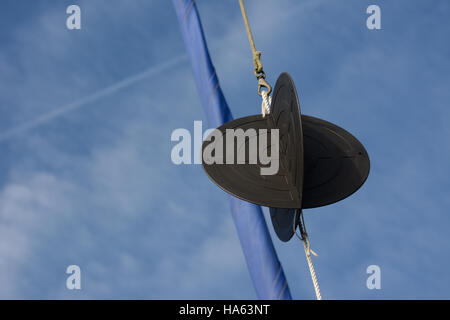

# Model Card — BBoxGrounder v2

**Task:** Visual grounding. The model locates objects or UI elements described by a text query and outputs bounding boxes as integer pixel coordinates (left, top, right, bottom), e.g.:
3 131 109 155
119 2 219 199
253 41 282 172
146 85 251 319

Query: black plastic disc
201 72 370 241
267 73 304 241
301 115 370 208
269 207 299 242
268 73 369 241
201 115 302 209
269 115 370 241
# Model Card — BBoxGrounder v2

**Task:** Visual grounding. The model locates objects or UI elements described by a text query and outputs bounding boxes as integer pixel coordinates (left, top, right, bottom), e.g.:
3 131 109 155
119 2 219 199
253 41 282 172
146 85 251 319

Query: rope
238 0 262 76
239 0 320 300
238 0 272 99
261 90 271 117
294 210 322 300
302 237 322 300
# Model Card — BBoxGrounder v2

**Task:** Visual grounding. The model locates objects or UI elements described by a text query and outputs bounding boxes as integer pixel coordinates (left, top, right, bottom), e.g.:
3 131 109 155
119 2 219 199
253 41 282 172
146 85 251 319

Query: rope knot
253 51 263 75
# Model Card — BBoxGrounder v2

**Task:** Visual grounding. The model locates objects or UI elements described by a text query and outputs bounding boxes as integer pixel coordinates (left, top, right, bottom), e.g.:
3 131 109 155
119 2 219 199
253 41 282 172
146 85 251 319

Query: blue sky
0 0 449 299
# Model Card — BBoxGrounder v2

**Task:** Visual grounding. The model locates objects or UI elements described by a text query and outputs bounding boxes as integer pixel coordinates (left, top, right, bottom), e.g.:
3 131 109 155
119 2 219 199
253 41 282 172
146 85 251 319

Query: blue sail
172 0 292 299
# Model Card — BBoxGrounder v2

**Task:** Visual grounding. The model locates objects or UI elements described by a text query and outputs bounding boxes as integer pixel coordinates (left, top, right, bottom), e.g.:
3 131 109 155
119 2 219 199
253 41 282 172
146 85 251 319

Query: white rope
294 211 322 300
302 236 322 300
261 90 271 117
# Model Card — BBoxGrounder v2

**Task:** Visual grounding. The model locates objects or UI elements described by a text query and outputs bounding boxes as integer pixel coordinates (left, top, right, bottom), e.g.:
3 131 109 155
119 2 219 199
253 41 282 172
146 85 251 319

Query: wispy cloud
0 55 186 142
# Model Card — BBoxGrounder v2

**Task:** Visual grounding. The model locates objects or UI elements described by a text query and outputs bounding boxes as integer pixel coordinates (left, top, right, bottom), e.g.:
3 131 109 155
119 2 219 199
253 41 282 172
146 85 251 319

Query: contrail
0 54 187 142
0 0 320 143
